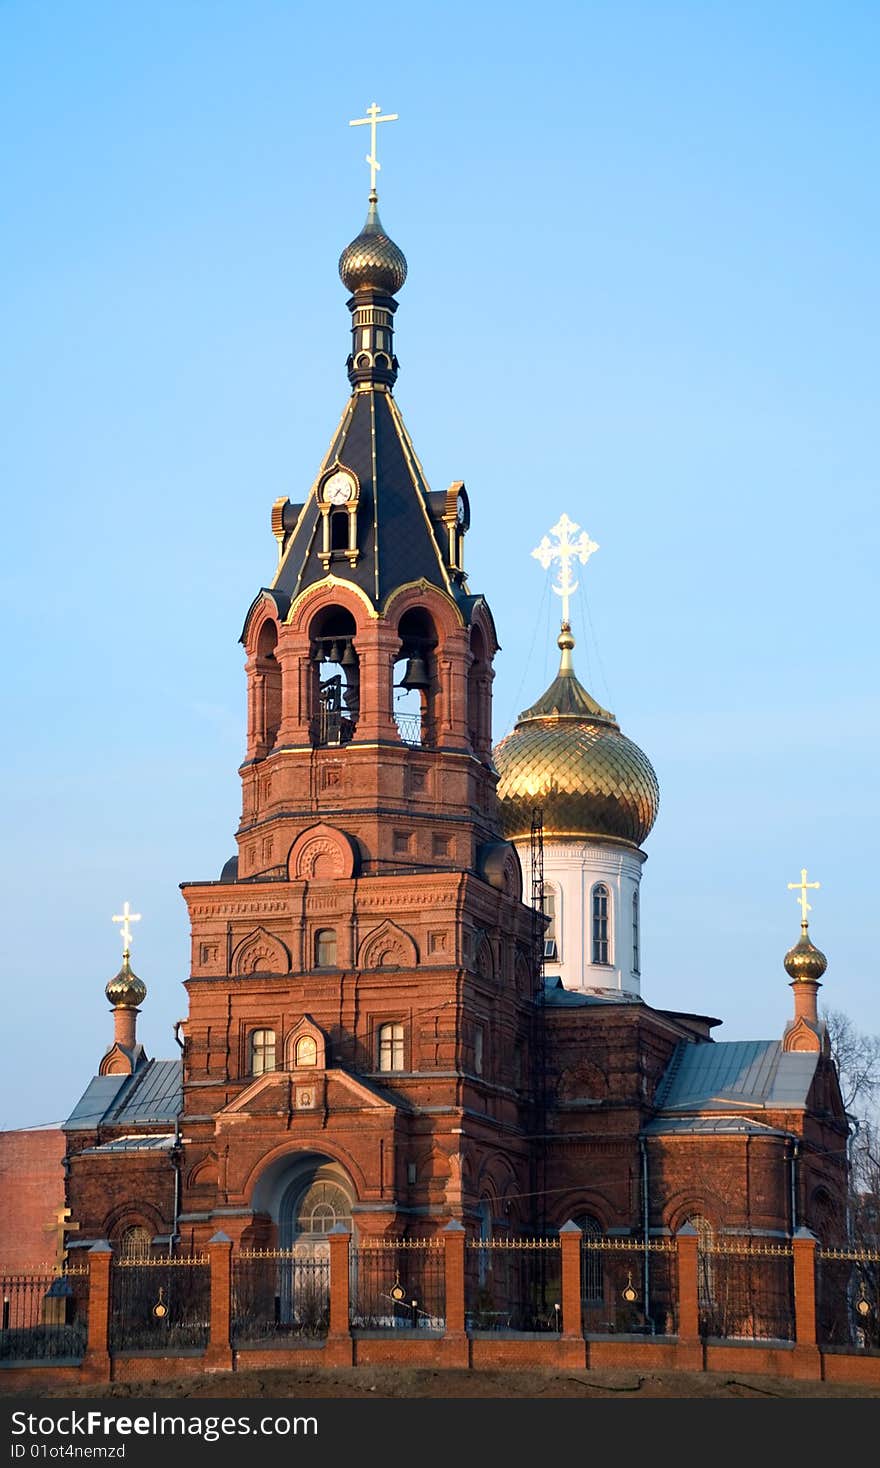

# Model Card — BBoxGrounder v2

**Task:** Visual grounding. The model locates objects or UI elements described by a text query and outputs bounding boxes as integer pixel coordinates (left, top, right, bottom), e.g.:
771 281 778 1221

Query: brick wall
0 1129 66 1270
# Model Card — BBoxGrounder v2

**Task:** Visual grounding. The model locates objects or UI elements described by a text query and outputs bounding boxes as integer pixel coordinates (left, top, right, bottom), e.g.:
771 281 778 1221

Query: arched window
119 1225 152 1260
592 884 610 965
542 883 559 961
393 608 437 749
378 1022 405 1072
295 1180 352 1237
309 606 359 748
314 928 337 967
250 1028 276 1076
294 1035 318 1068
577 1214 604 1305
632 889 640 975
687 1214 715 1308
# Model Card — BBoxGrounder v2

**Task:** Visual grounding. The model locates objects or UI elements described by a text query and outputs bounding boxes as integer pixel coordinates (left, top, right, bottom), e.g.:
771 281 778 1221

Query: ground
5 1366 879 1399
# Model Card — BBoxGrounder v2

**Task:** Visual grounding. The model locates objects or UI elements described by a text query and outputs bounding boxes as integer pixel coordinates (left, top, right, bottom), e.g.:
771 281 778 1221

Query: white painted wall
515 838 647 996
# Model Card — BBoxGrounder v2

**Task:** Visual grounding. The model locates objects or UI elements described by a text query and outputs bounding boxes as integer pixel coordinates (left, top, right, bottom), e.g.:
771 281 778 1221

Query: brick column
790 1226 821 1377
81 1241 112 1384
559 1220 582 1338
443 1220 466 1334
205 1231 233 1372
327 1225 353 1365
675 1225 700 1343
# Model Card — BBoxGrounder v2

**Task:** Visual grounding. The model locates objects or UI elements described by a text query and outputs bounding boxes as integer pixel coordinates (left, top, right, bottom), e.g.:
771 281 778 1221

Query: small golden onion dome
105 952 147 1009
784 926 828 983
493 625 659 848
339 193 407 295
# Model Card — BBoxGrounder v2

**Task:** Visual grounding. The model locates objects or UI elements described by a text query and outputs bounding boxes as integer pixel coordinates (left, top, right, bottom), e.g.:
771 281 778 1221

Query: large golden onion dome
105 951 147 1010
339 192 407 296
493 624 659 848
784 926 828 983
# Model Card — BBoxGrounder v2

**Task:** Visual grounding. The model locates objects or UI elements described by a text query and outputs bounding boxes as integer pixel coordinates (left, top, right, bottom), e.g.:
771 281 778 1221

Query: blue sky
2 1 877 1130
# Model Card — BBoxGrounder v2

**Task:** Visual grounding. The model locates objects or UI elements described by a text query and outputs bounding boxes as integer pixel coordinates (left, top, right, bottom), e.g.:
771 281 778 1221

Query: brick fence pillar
790 1226 821 1378
559 1220 582 1338
81 1241 112 1384
443 1220 466 1335
327 1225 353 1365
205 1231 233 1372
675 1224 700 1344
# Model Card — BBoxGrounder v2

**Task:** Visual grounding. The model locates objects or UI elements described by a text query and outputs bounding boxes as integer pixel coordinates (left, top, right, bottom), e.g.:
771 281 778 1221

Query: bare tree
822 1009 880 1250
821 1008 880 1118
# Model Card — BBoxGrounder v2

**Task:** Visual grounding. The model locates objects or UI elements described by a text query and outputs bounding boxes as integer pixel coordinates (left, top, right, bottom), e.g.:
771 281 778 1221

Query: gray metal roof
641 1116 791 1138
654 1040 818 1113
79 1133 177 1154
64 1059 182 1131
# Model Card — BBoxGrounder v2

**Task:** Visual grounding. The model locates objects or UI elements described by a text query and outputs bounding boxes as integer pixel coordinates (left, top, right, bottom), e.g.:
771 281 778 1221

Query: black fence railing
0 1269 89 1362
232 1252 330 1345
698 1245 794 1342
466 1241 562 1333
816 1249 880 1354
581 1239 677 1336
109 1256 210 1352
350 1243 445 1331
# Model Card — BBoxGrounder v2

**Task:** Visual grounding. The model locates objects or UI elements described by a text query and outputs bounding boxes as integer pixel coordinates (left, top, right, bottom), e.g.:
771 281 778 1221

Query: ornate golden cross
112 900 141 953
787 867 820 926
349 102 398 194
531 513 600 625
45 1206 79 1271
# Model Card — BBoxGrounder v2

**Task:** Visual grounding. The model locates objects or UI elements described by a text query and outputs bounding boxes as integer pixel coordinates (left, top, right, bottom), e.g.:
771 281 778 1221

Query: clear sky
2 1 877 1131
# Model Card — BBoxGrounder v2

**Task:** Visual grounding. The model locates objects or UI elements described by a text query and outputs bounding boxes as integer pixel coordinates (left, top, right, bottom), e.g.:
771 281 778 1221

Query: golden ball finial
339 194 407 296
784 925 828 983
105 951 147 1009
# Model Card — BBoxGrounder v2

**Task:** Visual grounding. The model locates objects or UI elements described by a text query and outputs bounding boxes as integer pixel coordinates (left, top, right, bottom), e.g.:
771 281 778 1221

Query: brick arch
242 597 281 659
558 1058 609 1103
286 577 375 636
231 926 291 976
466 596 500 659
187 1156 219 1190
546 1190 615 1232
357 920 418 970
382 581 466 641
665 1190 725 1235
287 823 358 881
240 1139 369 1211
103 1199 166 1245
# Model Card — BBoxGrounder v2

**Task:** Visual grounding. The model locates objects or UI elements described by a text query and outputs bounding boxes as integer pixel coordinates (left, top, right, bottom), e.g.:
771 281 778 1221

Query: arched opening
118 1225 153 1260
250 1155 357 1331
577 1214 604 1308
686 1214 715 1311
309 606 359 747
393 608 437 748
255 619 281 754
294 1035 318 1068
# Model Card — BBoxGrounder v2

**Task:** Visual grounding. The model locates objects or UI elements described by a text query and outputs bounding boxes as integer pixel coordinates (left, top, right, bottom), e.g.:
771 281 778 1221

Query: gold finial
112 900 142 955
787 867 820 928
531 513 599 625
349 102 399 195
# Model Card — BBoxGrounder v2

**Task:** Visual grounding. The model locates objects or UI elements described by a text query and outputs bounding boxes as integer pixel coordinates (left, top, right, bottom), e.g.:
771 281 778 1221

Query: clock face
456 494 466 524
324 471 354 506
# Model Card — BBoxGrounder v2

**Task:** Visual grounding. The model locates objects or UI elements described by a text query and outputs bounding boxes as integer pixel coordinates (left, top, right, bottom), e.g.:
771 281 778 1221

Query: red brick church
6 165 849 1274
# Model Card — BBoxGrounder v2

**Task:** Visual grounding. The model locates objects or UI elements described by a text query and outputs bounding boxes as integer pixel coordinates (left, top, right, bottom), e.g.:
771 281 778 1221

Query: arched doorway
280 1173 354 1254
250 1153 357 1329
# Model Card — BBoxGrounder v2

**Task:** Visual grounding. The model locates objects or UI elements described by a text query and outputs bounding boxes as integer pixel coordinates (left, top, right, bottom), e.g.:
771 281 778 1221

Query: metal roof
79 1134 178 1154
654 1040 818 1113
641 1116 791 1138
64 1059 182 1131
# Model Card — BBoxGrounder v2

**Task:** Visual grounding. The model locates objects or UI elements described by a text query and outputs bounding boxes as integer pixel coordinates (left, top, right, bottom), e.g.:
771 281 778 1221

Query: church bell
398 652 430 691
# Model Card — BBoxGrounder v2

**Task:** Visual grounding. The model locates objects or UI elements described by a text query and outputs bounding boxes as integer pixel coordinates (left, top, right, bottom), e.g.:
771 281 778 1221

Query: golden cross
112 900 141 953
349 101 398 194
531 513 600 624
787 867 820 926
45 1206 79 1271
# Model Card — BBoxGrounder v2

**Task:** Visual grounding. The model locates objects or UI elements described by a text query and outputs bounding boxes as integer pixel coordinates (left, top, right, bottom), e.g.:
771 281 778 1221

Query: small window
378 1022 405 1072
541 884 559 960
592 884 610 965
474 1026 484 1076
632 889 640 975
315 928 337 967
294 1035 318 1068
250 1028 276 1076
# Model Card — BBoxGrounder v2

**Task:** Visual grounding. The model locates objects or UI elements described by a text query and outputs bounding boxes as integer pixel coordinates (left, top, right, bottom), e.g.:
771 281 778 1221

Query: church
54 120 849 1274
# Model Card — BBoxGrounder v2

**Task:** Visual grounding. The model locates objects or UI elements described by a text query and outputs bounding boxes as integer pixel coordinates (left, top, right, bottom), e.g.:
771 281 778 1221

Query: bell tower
175 115 538 1245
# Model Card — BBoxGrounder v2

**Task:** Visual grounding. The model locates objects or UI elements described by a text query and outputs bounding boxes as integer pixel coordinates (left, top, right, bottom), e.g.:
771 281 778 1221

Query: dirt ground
9 1365 880 1399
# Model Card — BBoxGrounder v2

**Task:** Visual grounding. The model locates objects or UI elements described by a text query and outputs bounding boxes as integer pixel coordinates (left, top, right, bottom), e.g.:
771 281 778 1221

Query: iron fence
698 1243 794 1342
350 1241 445 1331
0 1268 89 1362
232 1251 330 1345
816 1248 880 1353
466 1240 562 1333
109 1255 210 1352
581 1238 677 1336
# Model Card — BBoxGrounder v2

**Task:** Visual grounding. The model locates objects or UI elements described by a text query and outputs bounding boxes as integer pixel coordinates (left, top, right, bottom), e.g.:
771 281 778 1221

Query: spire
100 902 148 1075
782 868 828 1052
519 623 616 724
